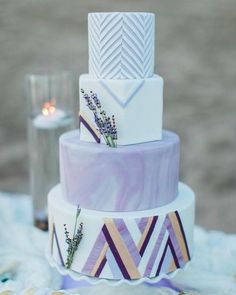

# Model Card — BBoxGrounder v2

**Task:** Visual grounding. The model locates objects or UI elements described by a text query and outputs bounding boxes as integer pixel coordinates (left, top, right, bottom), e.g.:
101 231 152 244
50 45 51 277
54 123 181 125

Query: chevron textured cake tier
88 12 155 79
60 130 180 211
79 74 163 145
48 183 195 281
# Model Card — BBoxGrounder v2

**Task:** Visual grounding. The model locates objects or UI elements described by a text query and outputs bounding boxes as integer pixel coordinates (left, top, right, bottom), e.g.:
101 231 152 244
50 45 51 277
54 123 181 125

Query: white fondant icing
99 79 145 107
79 74 163 145
88 12 155 79
48 182 195 281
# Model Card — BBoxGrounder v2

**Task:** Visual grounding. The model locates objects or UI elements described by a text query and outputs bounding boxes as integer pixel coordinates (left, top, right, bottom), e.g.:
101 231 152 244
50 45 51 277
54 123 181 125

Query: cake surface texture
60 130 180 211
88 12 155 79
79 74 163 145
47 11 195 283
49 183 195 280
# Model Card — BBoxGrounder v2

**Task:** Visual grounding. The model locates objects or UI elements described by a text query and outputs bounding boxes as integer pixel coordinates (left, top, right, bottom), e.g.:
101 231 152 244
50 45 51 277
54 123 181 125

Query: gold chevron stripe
91 242 109 276
137 216 153 252
168 212 189 262
79 111 101 140
104 218 141 279
168 259 177 273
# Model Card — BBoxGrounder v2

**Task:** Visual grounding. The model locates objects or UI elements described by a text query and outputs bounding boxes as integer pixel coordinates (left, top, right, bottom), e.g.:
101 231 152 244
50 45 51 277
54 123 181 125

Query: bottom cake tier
48 183 195 281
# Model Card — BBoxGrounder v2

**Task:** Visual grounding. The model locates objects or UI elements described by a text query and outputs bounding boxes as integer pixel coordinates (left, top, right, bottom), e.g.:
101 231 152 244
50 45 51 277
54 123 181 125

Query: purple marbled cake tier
60 130 180 211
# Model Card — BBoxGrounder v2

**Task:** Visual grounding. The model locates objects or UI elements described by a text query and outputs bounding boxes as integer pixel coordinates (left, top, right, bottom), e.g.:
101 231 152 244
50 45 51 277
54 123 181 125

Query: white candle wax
33 109 70 129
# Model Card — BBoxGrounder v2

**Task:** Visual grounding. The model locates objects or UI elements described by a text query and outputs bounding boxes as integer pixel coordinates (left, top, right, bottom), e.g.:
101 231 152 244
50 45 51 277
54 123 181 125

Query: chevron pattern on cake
52 223 65 267
79 111 101 143
99 79 145 107
88 12 155 79
81 211 190 279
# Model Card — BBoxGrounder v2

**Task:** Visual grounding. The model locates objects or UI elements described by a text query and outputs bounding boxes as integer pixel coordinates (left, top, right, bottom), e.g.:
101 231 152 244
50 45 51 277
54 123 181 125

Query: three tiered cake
48 12 195 283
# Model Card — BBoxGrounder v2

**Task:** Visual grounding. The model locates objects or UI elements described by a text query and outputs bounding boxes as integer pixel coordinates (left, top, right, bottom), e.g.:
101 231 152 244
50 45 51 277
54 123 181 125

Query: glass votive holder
26 71 76 230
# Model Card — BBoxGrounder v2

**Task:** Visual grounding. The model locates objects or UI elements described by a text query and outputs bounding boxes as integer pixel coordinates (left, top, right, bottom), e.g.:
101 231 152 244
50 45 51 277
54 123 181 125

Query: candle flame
42 99 56 116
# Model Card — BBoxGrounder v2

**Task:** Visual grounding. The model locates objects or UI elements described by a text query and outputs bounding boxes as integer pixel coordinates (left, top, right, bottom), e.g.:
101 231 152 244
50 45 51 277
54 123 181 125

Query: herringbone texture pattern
88 13 155 79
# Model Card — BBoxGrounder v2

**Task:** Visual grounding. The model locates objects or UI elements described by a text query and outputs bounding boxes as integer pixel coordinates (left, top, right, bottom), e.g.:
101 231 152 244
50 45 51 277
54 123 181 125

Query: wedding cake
48 12 195 283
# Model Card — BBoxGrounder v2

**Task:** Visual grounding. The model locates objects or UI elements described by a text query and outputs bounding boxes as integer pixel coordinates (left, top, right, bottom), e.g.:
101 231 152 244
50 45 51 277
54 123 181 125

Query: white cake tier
79 74 163 145
48 183 195 281
88 12 155 79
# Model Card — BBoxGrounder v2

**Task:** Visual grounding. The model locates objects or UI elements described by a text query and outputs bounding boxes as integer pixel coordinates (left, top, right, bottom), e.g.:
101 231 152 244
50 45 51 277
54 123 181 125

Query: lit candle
33 98 68 129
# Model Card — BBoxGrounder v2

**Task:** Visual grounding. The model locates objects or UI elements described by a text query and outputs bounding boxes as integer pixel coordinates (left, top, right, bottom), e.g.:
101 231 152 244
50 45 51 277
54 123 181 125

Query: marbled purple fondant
60 130 180 211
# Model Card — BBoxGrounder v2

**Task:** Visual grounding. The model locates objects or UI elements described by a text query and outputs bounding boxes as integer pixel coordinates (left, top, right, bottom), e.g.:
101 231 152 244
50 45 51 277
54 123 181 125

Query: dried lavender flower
64 205 83 269
81 90 118 148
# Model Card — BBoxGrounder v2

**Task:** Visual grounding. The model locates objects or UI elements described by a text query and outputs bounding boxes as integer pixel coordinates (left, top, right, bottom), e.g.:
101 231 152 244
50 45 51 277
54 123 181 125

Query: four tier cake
48 12 195 283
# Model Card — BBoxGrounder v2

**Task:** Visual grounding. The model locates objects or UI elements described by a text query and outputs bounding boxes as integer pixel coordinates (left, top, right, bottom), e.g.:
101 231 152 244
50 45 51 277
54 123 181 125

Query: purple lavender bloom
64 205 83 269
81 89 118 148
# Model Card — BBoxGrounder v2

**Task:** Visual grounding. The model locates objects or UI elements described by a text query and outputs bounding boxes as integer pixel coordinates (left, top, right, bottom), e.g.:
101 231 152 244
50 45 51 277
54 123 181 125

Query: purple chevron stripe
159 247 176 274
53 224 65 267
167 236 180 269
102 224 130 279
106 249 123 278
94 256 107 277
139 216 158 257
155 237 169 276
175 211 191 260
82 231 106 274
164 216 185 267
155 237 181 277
114 219 141 266
144 221 167 276
79 114 101 143
136 217 149 234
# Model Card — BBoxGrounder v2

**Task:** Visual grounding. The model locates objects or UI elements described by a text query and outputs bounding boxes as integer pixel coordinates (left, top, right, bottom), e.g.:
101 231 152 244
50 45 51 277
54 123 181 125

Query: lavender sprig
64 205 83 269
81 89 118 148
